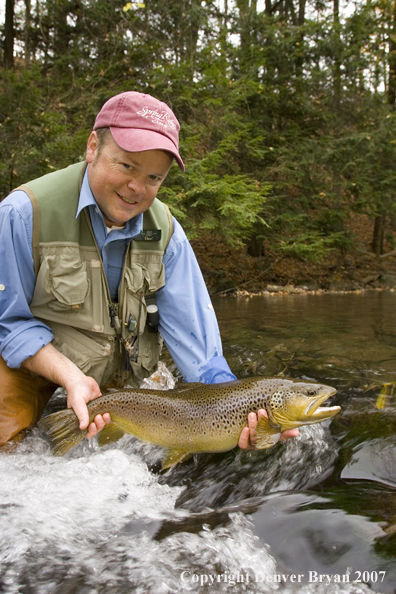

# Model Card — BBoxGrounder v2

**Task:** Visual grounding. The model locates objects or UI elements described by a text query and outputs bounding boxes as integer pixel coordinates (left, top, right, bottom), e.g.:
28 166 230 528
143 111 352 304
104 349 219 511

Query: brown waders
0 356 58 447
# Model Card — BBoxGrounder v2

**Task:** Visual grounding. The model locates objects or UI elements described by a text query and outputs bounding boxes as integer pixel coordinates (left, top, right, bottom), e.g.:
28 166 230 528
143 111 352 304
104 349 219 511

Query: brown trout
38 377 339 468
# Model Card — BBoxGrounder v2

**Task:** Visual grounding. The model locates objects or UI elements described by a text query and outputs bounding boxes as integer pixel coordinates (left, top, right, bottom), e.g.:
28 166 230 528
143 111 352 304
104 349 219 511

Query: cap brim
110 127 185 171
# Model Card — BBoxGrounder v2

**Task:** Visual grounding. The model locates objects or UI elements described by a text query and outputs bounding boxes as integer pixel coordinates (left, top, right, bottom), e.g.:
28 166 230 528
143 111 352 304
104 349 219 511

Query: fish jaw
292 385 340 427
268 383 339 430
301 404 340 424
302 387 340 422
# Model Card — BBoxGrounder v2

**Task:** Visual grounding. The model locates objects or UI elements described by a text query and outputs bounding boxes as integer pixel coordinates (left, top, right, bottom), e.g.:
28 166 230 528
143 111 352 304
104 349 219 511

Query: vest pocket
130 332 164 386
124 263 149 293
31 250 91 312
46 255 90 311
51 323 114 385
31 247 112 334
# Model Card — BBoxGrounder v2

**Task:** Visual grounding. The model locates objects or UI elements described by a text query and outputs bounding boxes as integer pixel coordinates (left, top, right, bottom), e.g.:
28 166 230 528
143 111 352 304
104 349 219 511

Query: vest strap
163 203 174 251
14 184 41 278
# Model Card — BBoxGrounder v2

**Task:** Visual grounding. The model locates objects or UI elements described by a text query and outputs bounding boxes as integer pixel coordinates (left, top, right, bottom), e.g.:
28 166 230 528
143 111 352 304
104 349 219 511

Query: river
1 291 395 593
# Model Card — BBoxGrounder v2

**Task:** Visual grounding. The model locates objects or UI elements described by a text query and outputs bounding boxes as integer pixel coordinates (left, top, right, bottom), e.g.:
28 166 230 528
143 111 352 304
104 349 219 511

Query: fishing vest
15 161 173 387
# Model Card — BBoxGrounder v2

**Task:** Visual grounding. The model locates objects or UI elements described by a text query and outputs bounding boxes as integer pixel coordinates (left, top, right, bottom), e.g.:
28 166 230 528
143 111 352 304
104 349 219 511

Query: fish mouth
304 387 340 421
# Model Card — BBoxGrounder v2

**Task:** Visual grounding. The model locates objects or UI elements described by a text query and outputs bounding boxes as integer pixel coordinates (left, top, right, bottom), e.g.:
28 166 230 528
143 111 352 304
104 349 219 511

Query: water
1 291 396 594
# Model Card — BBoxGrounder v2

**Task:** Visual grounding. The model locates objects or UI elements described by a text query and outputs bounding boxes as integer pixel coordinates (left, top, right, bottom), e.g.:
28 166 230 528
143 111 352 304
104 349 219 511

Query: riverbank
191 214 396 296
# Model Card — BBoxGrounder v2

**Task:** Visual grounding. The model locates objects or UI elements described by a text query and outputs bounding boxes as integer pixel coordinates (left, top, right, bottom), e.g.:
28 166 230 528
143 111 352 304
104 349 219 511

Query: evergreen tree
0 0 395 260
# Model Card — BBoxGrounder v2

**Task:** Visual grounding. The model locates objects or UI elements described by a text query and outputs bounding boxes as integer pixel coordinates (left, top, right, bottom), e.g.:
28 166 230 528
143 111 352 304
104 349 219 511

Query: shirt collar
75 166 143 239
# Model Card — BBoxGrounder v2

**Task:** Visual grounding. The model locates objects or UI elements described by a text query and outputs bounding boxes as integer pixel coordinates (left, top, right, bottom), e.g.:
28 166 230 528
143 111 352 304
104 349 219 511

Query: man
0 91 298 449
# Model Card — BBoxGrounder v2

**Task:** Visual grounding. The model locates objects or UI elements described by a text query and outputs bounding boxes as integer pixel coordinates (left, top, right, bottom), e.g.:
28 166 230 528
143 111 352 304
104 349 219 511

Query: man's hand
65 375 111 438
22 343 111 439
238 409 299 450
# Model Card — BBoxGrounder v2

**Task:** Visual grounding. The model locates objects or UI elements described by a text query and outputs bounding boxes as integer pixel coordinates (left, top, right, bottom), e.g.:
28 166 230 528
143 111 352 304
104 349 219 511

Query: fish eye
308 389 316 396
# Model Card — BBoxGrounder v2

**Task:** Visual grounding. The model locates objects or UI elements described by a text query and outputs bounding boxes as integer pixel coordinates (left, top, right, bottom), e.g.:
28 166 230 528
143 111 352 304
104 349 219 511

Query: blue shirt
0 169 236 384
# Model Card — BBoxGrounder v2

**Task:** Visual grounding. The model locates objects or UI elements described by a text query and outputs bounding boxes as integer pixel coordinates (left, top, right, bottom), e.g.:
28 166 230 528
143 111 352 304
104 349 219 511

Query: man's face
86 131 173 227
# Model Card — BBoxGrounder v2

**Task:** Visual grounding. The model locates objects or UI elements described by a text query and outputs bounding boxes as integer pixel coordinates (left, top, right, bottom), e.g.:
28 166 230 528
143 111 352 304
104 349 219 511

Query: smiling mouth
118 193 138 205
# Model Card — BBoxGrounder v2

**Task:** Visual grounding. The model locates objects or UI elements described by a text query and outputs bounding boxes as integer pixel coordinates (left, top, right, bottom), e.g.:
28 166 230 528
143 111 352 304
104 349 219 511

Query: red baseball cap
93 91 185 171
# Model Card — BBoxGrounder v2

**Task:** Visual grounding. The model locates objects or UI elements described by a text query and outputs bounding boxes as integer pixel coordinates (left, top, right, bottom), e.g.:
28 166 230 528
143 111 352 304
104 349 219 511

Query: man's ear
86 131 99 163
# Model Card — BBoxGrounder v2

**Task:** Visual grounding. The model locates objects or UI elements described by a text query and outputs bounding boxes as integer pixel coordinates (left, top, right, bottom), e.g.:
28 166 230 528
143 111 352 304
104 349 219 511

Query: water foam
0 363 380 594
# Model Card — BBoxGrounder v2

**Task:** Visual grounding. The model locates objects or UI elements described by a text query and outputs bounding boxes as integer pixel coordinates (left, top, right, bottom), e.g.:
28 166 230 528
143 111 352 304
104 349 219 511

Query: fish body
38 377 339 468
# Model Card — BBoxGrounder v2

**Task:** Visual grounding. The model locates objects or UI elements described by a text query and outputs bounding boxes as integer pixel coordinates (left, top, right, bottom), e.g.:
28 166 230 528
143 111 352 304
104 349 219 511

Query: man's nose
127 176 146 194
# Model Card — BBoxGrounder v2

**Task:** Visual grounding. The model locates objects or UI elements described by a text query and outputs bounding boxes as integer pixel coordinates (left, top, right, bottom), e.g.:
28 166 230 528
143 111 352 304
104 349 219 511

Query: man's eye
122 163 131 169
149 175 160 181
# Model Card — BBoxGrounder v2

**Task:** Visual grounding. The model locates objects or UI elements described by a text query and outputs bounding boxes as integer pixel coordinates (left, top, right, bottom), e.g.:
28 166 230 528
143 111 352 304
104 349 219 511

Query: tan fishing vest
15 161 173 387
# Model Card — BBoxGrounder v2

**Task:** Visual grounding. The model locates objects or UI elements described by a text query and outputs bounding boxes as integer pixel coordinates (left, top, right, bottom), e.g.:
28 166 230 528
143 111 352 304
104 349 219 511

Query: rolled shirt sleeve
0 192 53 367
157 219 236 383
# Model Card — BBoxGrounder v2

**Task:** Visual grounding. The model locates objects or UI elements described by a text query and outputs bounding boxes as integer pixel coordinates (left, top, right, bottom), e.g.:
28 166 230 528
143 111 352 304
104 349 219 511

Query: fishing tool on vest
147 305 159 333
145 295 159 333
126 314 137 332
124 294 143 366
123 294 159 368
108 304 117 329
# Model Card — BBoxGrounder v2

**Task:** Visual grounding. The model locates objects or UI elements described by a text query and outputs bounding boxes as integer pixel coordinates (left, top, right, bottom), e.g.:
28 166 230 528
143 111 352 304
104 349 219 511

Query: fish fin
162 448 193 469
38 409 86 456
255 415 282 449
97 423 125 447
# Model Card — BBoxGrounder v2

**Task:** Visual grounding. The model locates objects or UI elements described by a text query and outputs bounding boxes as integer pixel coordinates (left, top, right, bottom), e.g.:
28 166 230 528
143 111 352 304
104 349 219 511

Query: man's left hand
238 409 299 450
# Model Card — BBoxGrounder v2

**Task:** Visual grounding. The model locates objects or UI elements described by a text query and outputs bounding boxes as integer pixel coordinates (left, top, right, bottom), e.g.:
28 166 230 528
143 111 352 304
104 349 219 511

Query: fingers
238 409 267 450
279 429 299 441
71 397 90 431
238 426 251 449
239 408 298 451
85 413 112 439
248 411 258 446
66 377 103 431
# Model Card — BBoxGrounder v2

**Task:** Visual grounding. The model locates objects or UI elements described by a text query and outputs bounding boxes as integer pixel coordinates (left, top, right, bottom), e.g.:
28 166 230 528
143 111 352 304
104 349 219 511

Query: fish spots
270 391 285 410
87 377 336 454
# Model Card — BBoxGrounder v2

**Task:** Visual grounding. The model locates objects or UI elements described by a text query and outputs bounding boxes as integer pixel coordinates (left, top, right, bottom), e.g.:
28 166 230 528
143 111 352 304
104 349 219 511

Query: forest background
2 0 396 294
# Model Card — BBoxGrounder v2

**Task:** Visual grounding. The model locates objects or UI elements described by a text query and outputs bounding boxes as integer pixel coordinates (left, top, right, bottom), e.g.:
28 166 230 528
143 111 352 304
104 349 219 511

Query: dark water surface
1 291 396 594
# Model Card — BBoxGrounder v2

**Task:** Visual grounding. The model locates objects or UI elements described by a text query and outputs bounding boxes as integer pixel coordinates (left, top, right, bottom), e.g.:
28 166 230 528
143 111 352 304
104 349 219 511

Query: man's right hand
65 375 111 438
22 343 111 438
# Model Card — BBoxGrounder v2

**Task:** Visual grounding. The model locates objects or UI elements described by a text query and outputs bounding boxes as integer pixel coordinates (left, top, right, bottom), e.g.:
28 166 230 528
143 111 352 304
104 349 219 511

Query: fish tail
38 409 87 456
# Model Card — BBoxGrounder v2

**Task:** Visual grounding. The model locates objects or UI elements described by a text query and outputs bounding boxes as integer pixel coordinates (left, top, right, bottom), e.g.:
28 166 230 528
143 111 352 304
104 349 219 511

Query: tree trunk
25 0 32 66
237 0 250 61
295 0 306 81
53 1 70 59
333 0 341 108
372 215 385 256
187 0 201 74
4 0 15 70
219 0 229 68
388 0 396 106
